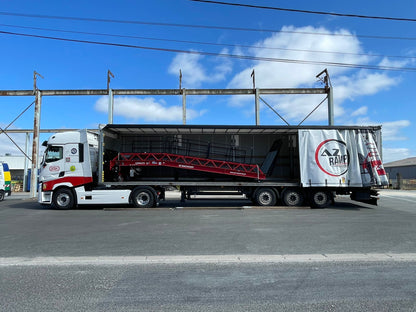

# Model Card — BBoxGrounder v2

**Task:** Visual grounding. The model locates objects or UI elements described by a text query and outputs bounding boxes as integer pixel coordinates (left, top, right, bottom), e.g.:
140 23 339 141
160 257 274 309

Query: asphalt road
1 190 416 311
1 262 416 311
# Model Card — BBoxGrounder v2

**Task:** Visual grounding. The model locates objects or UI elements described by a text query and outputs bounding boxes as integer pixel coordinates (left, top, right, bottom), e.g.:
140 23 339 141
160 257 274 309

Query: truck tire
310 190 331 208
282 188 304 207
0 190 4 201
52 188 75 210
131 187 155 208
254 188 277 206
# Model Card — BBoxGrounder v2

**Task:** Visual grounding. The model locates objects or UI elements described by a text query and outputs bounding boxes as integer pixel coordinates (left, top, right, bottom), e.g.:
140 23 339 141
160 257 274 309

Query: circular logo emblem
49 166 60 172
70 165 76 172
71 148 77 154
315 139 349 177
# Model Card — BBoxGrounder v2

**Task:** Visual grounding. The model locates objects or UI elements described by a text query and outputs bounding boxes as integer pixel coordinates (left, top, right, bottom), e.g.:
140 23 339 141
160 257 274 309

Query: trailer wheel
52 188 75 210
131 187 155 208
282 188 304 207
254 188 277 206
0 190 4 201
310 190 331 209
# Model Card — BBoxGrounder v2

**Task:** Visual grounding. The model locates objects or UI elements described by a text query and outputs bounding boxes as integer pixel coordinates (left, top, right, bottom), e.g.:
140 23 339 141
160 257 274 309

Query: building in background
384 157 416 189
0 155 28 192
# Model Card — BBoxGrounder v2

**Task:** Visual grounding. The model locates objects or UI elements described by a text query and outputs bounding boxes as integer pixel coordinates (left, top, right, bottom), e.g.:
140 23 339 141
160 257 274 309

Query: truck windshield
45 145 63 163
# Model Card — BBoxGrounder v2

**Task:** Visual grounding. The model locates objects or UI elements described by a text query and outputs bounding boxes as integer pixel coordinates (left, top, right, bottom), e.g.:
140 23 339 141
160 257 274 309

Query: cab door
41 145 64 182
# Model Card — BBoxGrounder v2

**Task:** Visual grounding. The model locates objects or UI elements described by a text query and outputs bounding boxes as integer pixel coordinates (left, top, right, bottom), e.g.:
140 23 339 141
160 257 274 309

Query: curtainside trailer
38 124 388 209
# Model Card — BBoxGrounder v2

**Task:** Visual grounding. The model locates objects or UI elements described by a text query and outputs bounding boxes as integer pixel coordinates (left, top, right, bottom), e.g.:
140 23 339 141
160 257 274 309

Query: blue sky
0 0 415 163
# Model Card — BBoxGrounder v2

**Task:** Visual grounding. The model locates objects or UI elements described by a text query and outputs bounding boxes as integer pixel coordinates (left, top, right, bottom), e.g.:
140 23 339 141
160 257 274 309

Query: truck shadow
324 201 374 211
5 198 373 211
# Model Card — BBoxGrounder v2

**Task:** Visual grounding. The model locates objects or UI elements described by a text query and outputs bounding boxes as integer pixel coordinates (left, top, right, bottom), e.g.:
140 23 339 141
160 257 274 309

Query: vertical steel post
30 90 41 198
23 132 29 192
182 89 186 125
98 126 105 183
108 88 114 124
255 88 260 125
328 86 334 126
107 70 114 125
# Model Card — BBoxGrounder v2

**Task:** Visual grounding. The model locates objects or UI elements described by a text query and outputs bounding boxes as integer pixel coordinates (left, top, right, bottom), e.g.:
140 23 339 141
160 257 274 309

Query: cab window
45 146 63 163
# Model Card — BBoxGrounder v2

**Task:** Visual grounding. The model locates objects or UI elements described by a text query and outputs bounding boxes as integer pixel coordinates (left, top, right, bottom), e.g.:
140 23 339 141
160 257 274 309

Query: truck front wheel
52 188 75 210
0 190 4 201
131 187 155 208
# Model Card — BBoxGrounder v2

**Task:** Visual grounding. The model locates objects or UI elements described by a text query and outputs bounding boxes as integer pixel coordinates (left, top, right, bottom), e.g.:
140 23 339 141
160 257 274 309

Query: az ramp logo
315 139 350 177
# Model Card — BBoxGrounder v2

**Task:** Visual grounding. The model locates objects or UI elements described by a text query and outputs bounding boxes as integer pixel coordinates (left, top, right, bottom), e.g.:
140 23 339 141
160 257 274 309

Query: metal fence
389 179 416 190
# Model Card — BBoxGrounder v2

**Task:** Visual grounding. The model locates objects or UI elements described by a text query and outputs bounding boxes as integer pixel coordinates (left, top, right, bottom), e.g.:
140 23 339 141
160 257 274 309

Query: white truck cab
39 129 132 209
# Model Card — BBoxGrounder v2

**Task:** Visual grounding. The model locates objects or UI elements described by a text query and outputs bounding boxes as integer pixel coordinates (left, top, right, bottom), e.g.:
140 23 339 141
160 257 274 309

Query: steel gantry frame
0 69 333 197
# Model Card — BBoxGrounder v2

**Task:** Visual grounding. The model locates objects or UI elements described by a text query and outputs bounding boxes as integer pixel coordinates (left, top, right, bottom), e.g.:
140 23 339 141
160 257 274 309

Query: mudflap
350 189 379 206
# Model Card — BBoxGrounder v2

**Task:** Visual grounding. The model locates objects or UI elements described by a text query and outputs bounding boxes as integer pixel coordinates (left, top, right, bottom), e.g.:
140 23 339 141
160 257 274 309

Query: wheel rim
313 192 328 205
57 193 70 207
258 191 272 205
136 192 150 206
286 191 301 206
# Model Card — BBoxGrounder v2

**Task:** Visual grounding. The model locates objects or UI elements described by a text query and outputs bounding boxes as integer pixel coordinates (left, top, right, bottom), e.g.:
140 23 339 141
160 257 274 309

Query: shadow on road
3 197 373 211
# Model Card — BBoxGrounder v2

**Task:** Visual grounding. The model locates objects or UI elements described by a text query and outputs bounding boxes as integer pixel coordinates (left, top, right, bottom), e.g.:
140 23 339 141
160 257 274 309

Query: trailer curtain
298 129 388 187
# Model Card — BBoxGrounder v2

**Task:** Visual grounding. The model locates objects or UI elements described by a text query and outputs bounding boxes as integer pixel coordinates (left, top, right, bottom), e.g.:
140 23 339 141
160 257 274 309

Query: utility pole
316 69 334 126
30 89 41 198
180 70 186 125
251 70 260 125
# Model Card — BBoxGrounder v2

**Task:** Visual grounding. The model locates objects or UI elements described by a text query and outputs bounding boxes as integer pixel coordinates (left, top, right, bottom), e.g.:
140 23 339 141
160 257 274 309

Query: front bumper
38 183 52 204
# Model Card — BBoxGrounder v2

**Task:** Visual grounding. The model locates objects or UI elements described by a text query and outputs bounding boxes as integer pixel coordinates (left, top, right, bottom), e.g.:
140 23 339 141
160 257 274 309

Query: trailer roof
103 124 382 135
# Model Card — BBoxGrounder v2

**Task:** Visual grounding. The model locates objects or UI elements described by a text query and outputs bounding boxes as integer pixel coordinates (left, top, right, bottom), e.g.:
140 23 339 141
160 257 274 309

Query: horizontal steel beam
259 88 327 95
0 90 34 96
1 129 95 134
0 88 327 97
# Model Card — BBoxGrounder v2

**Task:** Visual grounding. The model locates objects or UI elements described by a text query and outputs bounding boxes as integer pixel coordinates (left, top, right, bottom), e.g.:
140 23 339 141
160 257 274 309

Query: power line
190 0 416 22
1 23 414 61
1 29 415 72
0 11 415 41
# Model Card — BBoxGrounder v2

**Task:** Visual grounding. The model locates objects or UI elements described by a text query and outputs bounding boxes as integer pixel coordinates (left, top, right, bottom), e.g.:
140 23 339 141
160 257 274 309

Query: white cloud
351 106 368 117
381 120 411 141
223 26 402 124
379 57 413 69
228 26 368 89
168 50 232 88
95 96 204 122
382 148 412 163
334 71 398 102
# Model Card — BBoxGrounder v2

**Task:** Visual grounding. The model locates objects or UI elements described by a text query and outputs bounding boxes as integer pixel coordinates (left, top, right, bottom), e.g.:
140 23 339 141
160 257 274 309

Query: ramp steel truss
110 152 266 180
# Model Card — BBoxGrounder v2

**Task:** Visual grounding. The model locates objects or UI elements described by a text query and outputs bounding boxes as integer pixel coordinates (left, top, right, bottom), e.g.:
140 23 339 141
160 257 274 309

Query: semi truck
38 124 388 209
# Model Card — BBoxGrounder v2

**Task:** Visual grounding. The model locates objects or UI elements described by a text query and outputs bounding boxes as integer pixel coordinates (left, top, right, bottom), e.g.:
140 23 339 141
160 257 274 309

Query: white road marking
0 253 415 266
